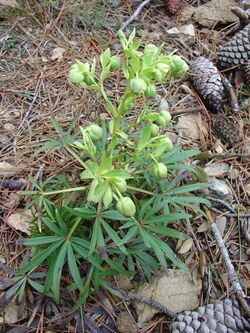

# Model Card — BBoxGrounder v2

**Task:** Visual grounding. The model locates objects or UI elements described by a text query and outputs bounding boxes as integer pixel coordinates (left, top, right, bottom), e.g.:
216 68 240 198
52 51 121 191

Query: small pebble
3 123 15 131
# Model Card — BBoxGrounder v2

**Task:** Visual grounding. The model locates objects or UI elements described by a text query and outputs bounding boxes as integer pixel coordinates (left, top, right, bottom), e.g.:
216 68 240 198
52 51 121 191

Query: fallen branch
118 288 175 318
205 209 250 317
118 0 151 32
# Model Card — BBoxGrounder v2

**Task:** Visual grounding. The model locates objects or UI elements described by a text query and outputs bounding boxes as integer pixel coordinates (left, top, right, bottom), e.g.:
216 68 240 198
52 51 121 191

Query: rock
134 270 202 325
159 98 170 110
0 135 10 145
4 302 19 324
179 0 239 27
204 162 230 177
0 255 6 264
3 123 15 131
0 0 19 7
51 47 66 61
0 161 18 177
166 24 195 41
215 216 227 236
193 0 238 28
207 177 234 202
116 312 137 333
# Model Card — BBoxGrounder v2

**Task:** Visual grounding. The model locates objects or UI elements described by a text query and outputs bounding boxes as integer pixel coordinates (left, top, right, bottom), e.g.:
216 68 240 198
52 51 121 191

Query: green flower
145 84 157 98
110 56 120 71
130 78 147 94
150 123 159 137
116 197 136 217
152 162 168 179
86 124 102 141
159 110 171 124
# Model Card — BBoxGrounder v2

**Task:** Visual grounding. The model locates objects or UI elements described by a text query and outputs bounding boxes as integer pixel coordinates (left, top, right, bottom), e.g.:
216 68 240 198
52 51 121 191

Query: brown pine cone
164 0 181 15
217 23 250 69
170 298 250 333
242 60 250 84
211 114 241 148
190 57 226 113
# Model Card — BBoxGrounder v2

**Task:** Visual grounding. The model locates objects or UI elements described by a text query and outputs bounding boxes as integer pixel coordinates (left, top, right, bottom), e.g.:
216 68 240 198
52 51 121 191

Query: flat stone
207 177 234 202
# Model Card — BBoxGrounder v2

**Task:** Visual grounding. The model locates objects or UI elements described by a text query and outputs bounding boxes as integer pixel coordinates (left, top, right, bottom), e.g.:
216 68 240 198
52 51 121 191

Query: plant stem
42 186 86 196
127 186 155 196
66 146 88 169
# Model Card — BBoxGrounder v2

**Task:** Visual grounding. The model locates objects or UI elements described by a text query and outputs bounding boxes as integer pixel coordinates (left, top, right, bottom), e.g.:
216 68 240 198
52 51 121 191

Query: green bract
110 56 120 71
150 123 159 136
152 162 168 179
145 84 157 98
116 197 136 217
112 177 127 193
130 78 147 94
159 136 173 152
156 115 167 128
169 55 189 78
86 124 102 141
159 110 172 124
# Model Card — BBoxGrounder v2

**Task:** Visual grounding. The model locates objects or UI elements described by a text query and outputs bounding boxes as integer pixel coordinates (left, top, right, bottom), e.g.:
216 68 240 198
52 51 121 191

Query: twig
241 218 250 245
205 209 250 317
205 196 250 219
209 153 250 159
118 289 175 318
231 6 249 23
222 77 239 113
118 0 151 32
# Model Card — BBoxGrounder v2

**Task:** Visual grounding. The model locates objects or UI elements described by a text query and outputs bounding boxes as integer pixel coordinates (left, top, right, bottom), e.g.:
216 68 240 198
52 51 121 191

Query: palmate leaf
52 242 68 303
101 218 127 254
17 240 64 276
67 244 84 293
22 236 62 246
145 225 183 239
5 277 25 300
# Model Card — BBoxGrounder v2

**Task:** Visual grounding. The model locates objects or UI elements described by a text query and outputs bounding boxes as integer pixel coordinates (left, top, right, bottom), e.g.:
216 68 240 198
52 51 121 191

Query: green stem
66 146 88 169
42 186 85 196
127 186 155 196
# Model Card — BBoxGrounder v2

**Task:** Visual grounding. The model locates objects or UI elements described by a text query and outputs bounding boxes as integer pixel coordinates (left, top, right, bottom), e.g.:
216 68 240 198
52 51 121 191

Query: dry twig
118 0 151 32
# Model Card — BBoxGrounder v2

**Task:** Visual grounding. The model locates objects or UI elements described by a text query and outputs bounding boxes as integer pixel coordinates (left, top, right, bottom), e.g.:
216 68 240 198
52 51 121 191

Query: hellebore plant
4 31 209 310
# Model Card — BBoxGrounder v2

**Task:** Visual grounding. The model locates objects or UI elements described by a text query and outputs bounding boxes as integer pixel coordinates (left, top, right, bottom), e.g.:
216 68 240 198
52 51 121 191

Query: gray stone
206 177 234 202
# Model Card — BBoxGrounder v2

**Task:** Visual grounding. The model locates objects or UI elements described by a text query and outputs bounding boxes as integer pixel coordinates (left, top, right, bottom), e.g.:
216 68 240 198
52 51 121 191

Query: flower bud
144 44 159 55
86 124 102 141
144 84 157 98
169 55 189 78
68 67 85 84
159 136 173 151
150 123 159 137
130 78 147 94
116 197 136 217
156 63 171 74
156 115 167 128
112 178 127 193
152 162 168 179
102 186 113 208
154 70 164 83
159 110 171 124
110 56 120 71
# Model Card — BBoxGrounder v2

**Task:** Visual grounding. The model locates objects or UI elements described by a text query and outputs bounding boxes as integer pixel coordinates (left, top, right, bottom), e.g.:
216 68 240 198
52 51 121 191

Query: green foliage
4 30 209 311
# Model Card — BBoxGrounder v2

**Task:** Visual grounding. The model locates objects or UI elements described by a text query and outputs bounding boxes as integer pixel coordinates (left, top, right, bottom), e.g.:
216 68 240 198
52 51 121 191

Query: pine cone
217 23 250 69
170 298 250 333
242 60 250 84
190 57 226 113
211 114 241 148
164 0 181 15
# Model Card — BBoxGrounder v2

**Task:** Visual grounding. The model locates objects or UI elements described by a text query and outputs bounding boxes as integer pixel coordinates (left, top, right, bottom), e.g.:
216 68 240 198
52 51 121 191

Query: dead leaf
0 161 18 177
134 270 202 325
197 221 210 233
51 47 66 61
115 275 133 291
204 162 230 177
245 183 250 196
215 216 227 236
7 210 33 235
178 238 194 254
4 302 19 324
116 312 137 333
0 0 18 6
176 113 208 141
